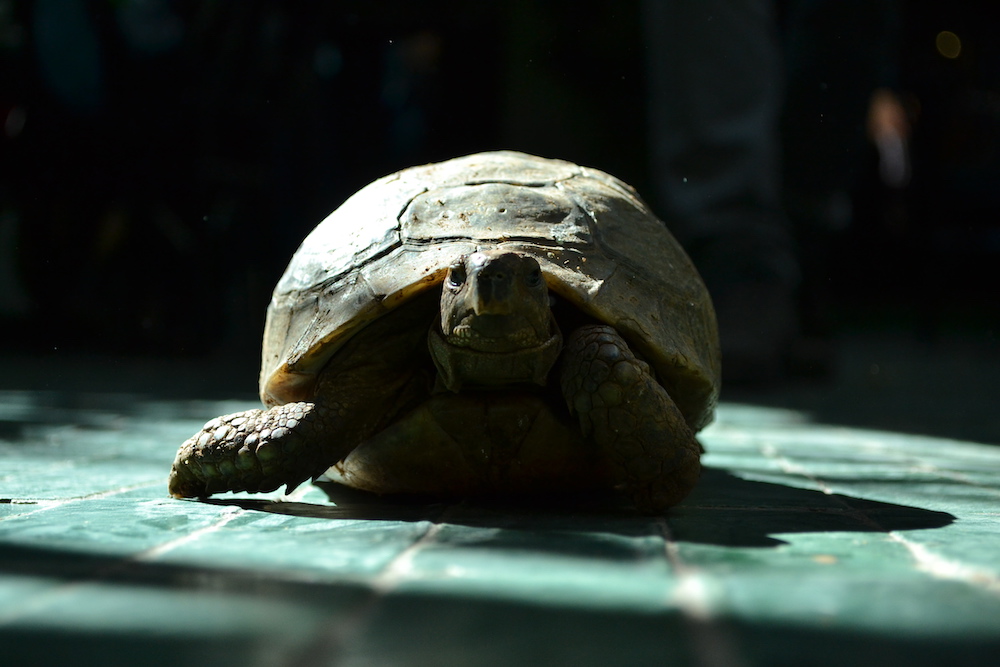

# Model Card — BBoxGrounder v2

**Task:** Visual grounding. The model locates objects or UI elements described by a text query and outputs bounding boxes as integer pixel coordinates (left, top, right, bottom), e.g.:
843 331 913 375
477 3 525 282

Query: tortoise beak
470 262 513 315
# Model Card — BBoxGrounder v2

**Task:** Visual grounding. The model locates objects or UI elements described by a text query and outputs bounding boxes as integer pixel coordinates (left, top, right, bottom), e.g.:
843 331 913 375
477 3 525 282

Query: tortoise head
440 250 551 352
430 250 562 391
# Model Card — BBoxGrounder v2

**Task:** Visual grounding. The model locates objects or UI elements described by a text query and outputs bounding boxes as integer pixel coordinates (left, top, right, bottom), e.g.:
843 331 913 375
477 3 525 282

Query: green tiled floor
1 389 999 666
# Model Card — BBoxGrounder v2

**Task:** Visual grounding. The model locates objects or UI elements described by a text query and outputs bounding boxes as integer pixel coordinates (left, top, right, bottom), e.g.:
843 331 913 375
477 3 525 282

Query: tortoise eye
447 264 467 289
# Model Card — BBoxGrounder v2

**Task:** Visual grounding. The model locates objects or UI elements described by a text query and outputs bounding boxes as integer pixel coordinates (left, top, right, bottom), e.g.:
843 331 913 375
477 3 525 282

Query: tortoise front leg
168 401 333 498
169 365 429 498
169 298 435 499
560 324 702 512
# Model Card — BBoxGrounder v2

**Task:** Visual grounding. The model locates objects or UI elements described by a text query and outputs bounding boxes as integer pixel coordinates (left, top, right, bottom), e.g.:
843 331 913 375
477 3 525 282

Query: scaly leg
168 298 434 498
169 401 332 497
560 324 702 512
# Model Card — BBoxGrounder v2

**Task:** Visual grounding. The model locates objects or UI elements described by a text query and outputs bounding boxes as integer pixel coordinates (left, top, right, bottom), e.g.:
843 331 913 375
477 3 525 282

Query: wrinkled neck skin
430 250 563 392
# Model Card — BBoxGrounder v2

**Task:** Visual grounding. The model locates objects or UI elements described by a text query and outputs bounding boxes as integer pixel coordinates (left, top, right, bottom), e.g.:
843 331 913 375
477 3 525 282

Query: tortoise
168 151 720 512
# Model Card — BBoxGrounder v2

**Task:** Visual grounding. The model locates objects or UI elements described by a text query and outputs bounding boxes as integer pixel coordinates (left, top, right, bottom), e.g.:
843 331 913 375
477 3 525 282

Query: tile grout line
760 440 1000 597
0 480 165 522
370 521 445 594
853 432 1000 495
657 518 712 618
284 514 449 667
0 501 247 627
905 461 1000 497
135 504 246 561
888 532 1000 596
758 442 835 495
753 430 1000 496
656 518 747 667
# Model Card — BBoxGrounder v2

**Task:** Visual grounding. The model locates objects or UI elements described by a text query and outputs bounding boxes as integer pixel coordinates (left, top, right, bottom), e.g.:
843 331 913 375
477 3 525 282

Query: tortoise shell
259 151 720 431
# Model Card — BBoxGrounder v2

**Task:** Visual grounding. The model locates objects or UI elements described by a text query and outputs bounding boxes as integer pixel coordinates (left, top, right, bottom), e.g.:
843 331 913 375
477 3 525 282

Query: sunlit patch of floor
1 392 999 666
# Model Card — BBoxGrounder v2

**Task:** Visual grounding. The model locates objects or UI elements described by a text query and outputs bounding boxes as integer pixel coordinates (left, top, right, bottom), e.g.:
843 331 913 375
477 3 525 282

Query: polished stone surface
1 386 999 666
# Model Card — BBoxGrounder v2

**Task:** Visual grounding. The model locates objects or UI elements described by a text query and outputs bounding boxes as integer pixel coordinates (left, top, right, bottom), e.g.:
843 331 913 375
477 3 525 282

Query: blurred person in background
643 0 905 384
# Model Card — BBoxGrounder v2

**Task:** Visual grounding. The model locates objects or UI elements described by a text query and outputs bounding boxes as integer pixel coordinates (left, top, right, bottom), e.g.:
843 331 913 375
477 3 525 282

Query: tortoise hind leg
560 324 702 512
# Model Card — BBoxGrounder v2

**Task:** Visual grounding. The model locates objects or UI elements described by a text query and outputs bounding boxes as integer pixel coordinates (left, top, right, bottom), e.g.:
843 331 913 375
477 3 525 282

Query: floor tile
2 392 1000 666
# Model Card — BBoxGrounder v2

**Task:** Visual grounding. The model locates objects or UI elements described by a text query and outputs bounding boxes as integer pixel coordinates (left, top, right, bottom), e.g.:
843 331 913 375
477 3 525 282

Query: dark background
1 1 998 441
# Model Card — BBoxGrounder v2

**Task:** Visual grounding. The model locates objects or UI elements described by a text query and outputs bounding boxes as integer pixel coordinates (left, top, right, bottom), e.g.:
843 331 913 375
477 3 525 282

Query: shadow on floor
195 467 955 550
0 536 992 667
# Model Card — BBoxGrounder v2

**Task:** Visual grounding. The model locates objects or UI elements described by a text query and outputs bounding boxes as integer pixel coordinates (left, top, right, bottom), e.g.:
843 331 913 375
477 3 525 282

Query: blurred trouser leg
643 0 799 382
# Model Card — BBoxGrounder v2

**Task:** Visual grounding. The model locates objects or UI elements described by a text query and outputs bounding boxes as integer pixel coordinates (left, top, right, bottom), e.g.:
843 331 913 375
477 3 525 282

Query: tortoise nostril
478 268 508 284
